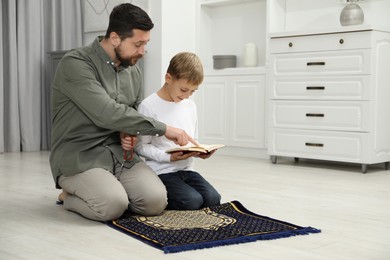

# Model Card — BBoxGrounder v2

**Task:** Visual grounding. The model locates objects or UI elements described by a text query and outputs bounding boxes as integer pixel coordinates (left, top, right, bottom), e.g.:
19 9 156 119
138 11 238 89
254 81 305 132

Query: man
49 3 196 221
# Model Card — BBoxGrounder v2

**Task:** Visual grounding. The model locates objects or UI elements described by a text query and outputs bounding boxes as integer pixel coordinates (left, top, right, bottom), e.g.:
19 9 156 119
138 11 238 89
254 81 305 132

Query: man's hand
120 132 137 151
164 125 198 146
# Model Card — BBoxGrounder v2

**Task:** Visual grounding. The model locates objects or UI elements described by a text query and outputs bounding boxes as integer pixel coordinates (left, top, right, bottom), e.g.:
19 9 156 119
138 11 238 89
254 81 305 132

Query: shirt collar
93 36 127 71
93 36 114 65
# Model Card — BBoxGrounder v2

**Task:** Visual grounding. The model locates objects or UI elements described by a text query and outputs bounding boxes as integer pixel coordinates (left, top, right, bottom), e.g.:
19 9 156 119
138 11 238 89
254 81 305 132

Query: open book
165 144 225 154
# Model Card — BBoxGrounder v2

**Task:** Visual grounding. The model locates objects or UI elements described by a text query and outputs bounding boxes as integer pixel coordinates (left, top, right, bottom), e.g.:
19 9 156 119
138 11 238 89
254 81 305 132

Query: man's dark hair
104 3 154 39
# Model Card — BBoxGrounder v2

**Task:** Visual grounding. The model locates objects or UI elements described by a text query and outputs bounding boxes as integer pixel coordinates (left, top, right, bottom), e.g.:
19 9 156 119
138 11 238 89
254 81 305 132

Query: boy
132 52 221 210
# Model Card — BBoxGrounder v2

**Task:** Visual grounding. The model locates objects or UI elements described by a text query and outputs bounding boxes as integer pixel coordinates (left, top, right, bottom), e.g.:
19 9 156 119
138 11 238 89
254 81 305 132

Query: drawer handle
305 142 324 147
306 86 325 90
306 113 324 117
288 42 293 47
339 39 344 44
307 62 326 66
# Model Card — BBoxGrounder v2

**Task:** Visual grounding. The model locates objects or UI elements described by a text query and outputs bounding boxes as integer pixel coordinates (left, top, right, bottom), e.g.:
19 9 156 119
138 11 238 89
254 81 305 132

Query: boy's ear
165 73 172 83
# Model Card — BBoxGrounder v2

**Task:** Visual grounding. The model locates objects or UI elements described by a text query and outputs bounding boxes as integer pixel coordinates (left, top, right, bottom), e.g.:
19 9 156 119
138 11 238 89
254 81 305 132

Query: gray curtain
0 0 83 152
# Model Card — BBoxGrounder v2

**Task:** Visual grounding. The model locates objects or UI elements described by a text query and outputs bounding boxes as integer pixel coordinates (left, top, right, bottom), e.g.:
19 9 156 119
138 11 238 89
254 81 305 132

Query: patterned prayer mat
107 201 321 254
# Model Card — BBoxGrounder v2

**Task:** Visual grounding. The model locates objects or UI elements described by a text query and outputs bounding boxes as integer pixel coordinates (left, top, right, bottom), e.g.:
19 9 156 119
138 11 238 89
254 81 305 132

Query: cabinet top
269 25 390 39
204 66 266 76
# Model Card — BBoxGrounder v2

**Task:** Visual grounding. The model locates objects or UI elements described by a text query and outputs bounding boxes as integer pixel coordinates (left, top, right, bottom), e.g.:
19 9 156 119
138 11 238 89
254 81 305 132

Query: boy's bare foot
58 190 69 202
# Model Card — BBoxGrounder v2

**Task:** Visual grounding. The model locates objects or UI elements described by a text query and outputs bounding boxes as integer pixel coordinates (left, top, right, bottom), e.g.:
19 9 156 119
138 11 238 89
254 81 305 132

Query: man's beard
114 47 142 68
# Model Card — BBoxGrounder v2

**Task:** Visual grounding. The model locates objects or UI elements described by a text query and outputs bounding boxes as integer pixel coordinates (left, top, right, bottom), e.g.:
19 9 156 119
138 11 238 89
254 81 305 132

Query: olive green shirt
49 37 166 188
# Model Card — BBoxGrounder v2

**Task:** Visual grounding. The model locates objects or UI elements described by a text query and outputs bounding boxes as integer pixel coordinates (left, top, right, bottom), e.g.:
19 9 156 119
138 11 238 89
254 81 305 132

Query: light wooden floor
0 151 389 260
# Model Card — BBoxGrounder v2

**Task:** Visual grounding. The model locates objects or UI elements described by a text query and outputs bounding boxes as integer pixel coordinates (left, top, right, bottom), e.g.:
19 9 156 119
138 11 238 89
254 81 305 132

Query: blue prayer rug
107 201 321 254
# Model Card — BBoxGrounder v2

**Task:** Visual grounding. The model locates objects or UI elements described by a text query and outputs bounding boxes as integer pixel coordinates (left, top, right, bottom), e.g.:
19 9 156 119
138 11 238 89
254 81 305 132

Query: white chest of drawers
268 29 390 173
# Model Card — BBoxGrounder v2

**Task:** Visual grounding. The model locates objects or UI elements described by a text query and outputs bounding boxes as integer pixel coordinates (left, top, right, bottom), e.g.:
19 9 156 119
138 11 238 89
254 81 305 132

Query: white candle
244 43 258 67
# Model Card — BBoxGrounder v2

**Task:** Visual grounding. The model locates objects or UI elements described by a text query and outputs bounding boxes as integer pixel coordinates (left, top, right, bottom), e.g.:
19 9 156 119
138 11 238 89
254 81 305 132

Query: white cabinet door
196 74 266 148
230 76 265 148
196 77 229 144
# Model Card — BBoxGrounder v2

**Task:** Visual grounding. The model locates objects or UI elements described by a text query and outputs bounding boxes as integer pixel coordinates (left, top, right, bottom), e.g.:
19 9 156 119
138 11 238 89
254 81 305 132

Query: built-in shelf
200 0 261 7
269 24 390 38
196 0 266 70
268 0 390 35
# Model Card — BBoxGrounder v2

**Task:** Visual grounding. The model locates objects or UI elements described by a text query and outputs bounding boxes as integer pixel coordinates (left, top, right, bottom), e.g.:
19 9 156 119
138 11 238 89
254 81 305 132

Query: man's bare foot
58 190 69 202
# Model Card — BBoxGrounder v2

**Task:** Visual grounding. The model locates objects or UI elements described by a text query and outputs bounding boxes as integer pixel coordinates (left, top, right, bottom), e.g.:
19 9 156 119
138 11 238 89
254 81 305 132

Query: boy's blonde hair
167 52 204 86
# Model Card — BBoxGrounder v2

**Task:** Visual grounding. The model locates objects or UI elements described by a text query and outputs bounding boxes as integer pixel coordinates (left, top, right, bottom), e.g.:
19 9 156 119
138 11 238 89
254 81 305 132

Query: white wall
83 0 148 45
144 0 196 96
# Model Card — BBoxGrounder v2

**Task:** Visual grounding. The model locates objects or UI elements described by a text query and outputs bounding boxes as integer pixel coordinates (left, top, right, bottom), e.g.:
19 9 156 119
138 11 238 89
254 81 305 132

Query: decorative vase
340 1 364 26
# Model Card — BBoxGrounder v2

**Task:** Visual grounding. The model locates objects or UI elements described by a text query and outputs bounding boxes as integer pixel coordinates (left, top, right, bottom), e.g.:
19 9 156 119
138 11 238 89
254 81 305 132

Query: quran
166 144 225 154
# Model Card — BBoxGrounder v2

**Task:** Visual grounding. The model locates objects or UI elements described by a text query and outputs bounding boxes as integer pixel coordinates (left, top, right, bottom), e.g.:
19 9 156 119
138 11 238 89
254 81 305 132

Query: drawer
270 49 371 76
268 128 366 163
269 100 370 131
270 31 372 54
269 75 370 100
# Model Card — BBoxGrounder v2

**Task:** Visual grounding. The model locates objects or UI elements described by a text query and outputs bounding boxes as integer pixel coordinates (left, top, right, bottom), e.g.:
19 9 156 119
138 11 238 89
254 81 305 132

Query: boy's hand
170 151 200 162
197 149 216 160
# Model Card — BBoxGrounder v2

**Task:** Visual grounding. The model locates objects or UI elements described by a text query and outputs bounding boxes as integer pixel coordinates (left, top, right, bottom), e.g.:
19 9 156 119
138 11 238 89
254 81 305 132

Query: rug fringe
163 226 321 254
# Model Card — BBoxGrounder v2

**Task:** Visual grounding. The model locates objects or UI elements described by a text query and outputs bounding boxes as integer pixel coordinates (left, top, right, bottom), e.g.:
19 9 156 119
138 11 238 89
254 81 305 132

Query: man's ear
110 32 121 47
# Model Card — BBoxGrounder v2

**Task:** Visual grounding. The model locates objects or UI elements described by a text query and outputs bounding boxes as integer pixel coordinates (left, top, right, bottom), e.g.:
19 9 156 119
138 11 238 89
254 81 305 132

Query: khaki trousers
58 162 167 221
